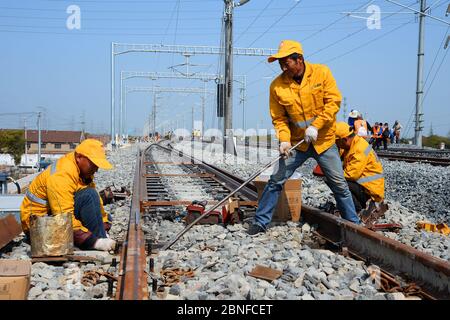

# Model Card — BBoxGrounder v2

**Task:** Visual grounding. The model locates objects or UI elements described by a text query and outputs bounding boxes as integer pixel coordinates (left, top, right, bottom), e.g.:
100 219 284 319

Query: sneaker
247 224 266 236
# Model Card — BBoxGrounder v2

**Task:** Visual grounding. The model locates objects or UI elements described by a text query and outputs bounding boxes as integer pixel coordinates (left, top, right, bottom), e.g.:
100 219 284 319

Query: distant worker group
347 109 403 150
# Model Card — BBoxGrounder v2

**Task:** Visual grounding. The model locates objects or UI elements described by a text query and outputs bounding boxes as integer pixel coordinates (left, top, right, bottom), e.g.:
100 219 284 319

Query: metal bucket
30 212 74 257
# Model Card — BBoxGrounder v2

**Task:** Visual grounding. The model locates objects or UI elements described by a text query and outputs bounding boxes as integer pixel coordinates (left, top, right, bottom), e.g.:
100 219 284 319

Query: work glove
304 126 318 143
93 238 116 251
279 142 292 158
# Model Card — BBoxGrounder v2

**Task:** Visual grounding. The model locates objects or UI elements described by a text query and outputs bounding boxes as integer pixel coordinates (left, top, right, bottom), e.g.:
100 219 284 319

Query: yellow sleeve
344 150 368 181
311 66 342 130
270 87 291 142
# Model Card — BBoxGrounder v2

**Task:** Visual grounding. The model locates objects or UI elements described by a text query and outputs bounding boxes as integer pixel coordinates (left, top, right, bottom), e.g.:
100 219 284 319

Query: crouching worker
20 139 116 251
334 122 387 224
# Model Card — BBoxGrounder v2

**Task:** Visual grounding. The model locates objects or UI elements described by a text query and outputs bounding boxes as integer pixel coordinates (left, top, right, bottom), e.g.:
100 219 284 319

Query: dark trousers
74 188 106 238
382 137 388 150
347 181 370 212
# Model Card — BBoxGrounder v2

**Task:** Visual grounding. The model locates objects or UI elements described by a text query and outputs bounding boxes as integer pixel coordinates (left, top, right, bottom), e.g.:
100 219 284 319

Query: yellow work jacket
20 152 109 233
341 136 385 202
270 61 342 154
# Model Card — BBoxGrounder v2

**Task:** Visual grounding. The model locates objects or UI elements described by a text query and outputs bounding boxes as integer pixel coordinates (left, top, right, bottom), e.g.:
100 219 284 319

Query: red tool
185 201 221 225
313 164 325 177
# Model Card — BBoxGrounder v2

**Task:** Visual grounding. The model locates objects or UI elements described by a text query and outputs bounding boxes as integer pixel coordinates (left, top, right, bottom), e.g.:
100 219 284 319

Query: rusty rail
115 147 148 300
300 205 450 299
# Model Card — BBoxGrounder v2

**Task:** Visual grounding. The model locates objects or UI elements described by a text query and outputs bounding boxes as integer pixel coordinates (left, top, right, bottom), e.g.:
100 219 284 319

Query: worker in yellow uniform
20 139 116 251
248 40 360 236
335 122 387 223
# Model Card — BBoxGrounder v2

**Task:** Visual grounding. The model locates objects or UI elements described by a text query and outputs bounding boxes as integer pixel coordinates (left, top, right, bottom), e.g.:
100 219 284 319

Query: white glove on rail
279 142 292 158
305 126 318 143
94 238 116 251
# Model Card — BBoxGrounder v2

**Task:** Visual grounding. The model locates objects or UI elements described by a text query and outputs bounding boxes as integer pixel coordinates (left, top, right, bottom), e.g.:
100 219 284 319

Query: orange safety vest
372 125 381 138
354 119 368 138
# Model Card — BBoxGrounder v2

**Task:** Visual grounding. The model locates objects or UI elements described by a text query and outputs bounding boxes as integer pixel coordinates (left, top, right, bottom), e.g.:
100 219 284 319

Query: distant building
0 129 111 167
84 133 111 146
25 130 84 154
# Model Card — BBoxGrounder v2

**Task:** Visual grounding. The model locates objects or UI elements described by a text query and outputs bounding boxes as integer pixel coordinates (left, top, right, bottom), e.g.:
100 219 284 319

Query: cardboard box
0 260 31 300
253 177 302 222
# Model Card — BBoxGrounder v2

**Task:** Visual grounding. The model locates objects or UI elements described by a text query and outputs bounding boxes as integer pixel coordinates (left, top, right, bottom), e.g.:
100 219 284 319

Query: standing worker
247 40 360 236
347 110 359 130
335 122 387 223
393 120 403 144
20 139 116 251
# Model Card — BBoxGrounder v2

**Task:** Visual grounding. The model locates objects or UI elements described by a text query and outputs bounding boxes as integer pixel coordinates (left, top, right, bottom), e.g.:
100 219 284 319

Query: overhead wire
246 0 303 48
234 0 273 45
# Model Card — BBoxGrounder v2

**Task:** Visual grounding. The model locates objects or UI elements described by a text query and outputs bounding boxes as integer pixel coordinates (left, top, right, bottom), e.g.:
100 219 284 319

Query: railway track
116 141 450 300
375 152 450 166
233 140 450 167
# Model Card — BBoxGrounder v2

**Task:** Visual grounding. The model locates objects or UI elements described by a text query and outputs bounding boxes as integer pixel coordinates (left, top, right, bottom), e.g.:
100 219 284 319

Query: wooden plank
0 214 22 250
248 265 283 281
144 173 215 177
141 200 258 207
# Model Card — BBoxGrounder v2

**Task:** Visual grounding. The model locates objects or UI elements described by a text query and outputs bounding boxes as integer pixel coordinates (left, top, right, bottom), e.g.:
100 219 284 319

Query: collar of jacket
67 151 94 186
280 61 313 89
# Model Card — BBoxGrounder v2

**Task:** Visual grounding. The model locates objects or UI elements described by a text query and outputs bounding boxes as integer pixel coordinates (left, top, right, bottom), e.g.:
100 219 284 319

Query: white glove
279 142 292 158
93 238 116 251
305 126 318 143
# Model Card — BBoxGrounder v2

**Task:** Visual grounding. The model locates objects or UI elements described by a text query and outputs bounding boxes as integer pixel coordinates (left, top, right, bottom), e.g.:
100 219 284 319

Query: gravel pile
147 219 389 300
0 144 139 300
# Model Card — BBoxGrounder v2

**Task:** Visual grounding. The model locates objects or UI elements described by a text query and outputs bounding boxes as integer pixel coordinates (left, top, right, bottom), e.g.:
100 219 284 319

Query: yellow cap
268 40 304 63
335 122 353 139
75 139 113 170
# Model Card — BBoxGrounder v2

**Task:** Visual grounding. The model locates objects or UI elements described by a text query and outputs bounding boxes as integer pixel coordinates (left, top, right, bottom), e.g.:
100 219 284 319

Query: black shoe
247 224 266 236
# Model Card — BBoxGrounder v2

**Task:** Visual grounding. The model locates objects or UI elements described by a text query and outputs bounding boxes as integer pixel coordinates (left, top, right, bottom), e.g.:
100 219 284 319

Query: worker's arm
343 149 368 181
270 85 291 142
311 66 341 130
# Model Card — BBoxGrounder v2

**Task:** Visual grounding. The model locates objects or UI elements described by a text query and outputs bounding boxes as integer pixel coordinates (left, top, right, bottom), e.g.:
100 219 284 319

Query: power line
247 0 303 47
301 0 375 43
307 0 417 59
324 18 415 63
235 0 273 45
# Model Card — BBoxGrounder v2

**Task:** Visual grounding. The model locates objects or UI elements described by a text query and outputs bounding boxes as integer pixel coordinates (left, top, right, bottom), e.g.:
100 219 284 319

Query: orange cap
335 122 353 139
75 139 113 170
268 40 304 63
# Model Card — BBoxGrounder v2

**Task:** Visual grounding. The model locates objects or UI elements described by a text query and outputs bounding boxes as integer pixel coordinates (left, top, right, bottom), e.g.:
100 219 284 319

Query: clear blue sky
0 0 449 137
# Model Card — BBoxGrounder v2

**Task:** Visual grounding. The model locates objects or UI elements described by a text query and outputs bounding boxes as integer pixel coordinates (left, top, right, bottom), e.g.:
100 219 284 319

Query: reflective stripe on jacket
20 152 110 234
341 136 385 202
270 61 341 155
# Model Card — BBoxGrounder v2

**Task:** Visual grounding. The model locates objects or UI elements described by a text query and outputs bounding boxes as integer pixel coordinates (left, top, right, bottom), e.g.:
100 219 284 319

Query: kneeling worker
20 139 116 251
334 122 387 223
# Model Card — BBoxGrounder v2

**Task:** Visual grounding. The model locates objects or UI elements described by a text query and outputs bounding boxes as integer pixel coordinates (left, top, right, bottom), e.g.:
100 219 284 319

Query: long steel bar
161 139 305 250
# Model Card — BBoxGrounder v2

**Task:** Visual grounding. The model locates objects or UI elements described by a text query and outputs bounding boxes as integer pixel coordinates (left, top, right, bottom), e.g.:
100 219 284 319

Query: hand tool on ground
161 139 305 250
367 223 402 232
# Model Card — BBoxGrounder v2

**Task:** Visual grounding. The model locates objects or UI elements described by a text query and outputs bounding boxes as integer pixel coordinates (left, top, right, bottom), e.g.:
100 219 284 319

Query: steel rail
376 153 450 166
115 147 149 300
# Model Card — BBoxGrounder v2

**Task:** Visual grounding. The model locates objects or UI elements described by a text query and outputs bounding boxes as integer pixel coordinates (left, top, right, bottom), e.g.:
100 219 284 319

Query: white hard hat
348 110 359 118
